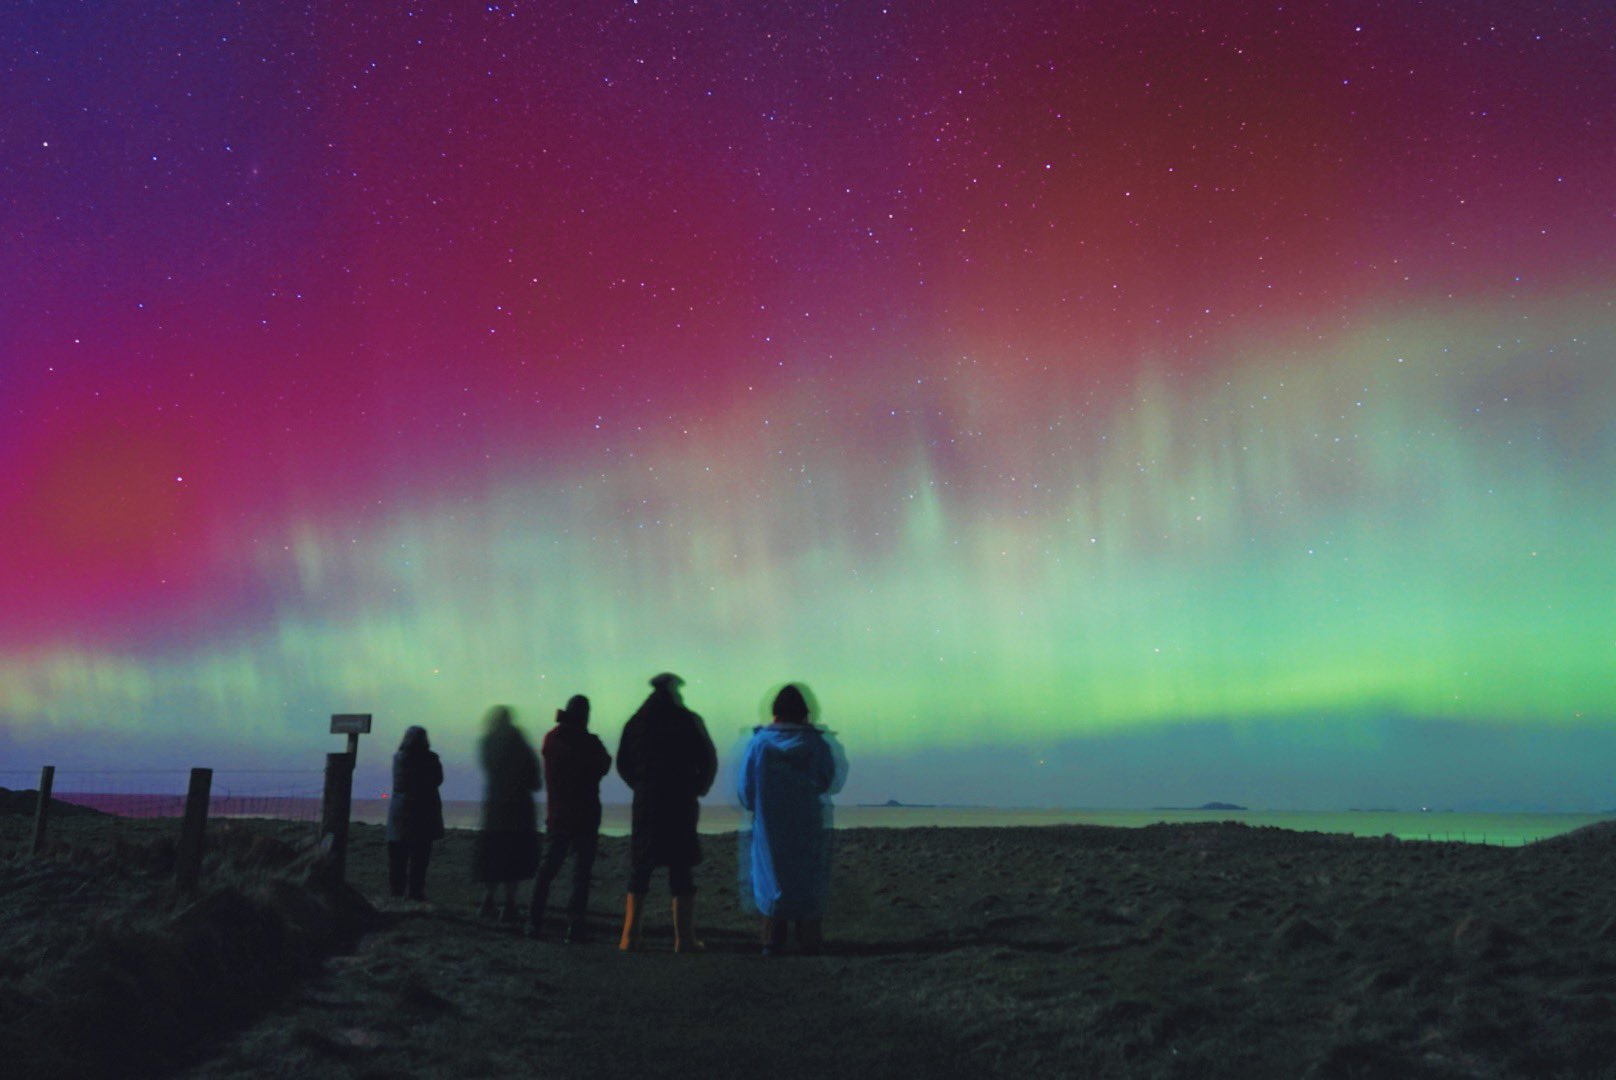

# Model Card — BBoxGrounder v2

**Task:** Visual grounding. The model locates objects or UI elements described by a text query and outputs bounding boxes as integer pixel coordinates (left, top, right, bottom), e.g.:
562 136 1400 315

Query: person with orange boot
615 672 718 952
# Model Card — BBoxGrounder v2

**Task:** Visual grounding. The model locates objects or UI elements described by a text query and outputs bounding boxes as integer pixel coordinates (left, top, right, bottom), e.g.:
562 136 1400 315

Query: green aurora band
3 296 1612 806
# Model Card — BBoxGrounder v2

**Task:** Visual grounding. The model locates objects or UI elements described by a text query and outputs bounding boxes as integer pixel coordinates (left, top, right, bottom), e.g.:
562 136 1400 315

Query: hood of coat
754 722 821 759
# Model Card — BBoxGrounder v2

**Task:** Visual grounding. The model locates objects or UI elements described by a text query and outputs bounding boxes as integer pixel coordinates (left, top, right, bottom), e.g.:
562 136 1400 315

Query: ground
7 807 1616 1078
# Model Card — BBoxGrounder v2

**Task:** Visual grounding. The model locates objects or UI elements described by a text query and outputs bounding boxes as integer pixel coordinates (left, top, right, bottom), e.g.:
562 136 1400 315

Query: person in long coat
737 685 838 954
385 725 445 901
615 672 717 952
527 694 612 942
475 705 541 922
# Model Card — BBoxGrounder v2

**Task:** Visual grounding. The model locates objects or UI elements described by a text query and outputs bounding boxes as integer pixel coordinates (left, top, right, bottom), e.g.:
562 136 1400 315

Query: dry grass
0 810 373 1080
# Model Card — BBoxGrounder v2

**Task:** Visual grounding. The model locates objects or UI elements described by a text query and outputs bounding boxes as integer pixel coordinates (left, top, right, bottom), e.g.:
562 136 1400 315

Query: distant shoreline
8 788 1610 846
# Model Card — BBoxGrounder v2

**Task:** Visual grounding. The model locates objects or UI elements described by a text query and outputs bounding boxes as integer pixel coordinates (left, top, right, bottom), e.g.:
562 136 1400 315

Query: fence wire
0 769 325 824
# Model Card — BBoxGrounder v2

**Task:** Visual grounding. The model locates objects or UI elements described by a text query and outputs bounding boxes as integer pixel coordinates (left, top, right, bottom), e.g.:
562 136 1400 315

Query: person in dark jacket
615 672 718 952
474 705 541 923
386 725 445 901
527 694 612 942
737 685 840 954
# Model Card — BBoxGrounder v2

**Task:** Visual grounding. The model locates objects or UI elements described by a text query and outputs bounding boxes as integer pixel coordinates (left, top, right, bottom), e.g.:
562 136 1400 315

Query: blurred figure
738 684 839 954
615 672 718 952
474 705 541 923
386 725 445 901
528 694 612 942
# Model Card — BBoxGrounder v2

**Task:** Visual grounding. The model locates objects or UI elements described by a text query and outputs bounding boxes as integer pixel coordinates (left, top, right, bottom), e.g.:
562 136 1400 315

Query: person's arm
616 721 640 790
736 739 757 811
812 736 835 794
538 732 555 791
693 713 718 797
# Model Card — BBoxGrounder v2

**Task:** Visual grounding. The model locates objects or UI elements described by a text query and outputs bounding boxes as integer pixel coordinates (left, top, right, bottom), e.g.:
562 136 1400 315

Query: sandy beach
5 800 1616 1078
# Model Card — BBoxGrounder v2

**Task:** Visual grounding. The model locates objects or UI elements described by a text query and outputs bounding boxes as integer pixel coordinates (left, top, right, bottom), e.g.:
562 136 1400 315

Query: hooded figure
738 684 838 954
527 694 612 941
615 672 718 952
385 725 445 900
474 705 541 922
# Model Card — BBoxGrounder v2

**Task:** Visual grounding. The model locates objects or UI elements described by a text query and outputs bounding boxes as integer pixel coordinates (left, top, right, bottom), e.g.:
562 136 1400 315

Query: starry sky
3 1 1613 809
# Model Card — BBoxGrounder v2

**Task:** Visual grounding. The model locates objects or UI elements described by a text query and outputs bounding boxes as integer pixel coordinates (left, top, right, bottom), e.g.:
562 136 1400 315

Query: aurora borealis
3 2 1613 808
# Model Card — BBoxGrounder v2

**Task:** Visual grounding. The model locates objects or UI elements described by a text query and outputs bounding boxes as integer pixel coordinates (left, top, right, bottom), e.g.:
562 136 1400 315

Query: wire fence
0 768 325 824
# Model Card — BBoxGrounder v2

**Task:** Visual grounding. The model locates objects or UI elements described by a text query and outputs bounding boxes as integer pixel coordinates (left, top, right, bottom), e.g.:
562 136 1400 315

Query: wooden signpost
320 713 372 881
330 712 372 761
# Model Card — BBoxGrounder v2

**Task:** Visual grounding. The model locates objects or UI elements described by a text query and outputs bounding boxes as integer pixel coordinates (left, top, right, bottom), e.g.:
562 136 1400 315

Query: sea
20 783 1607 847
362 801 1608 847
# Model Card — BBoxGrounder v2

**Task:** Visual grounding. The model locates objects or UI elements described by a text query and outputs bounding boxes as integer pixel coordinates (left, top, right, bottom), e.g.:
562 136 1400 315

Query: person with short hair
528 694 612 942
615 673 718 952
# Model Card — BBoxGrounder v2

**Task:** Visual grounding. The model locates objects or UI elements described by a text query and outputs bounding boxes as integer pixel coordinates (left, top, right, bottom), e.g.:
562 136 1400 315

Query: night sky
3 1 1613 809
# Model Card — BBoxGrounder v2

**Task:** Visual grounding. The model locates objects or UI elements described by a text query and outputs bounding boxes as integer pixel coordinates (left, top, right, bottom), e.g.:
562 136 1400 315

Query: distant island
1151 802 1248 811
858 798 938 808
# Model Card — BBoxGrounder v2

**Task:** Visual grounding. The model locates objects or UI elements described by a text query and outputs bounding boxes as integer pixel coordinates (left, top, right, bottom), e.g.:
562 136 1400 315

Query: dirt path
176 897 968 1079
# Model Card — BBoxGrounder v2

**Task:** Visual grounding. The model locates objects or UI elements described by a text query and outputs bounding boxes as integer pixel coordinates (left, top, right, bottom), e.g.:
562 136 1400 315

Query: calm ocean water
31 784 1605 847
348 801 1610 847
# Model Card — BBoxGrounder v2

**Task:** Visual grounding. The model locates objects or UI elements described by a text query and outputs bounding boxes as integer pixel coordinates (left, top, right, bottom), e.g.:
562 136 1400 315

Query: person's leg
565 832 598 941
528 833 571 936
475 832 497 916
386 842 407 898
501 880 521 922
620 860 652 951
670 863 702 953
760 916 787 956
407 839 431 900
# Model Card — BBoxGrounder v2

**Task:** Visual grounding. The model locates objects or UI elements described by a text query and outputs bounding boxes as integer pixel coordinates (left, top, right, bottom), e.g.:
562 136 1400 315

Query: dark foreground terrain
5 796 1616 1078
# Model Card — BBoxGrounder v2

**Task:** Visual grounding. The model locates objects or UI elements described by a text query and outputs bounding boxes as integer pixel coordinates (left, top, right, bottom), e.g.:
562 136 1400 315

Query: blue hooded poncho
737 722 837 918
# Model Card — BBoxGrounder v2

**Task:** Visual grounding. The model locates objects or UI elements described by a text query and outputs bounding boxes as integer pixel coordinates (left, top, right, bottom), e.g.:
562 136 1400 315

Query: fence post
176 767 213 893
320 752 355 882
31 765 55 856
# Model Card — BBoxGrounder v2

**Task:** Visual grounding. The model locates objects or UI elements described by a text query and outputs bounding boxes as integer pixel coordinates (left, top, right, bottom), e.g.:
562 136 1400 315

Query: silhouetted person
474 705 540 923
738 684 838 954
528 694 612 942
616 672 718 952
386 725 445 901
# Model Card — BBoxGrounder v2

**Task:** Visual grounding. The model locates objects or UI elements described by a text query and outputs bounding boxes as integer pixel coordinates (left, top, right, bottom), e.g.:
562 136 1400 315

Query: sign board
330 713 373 735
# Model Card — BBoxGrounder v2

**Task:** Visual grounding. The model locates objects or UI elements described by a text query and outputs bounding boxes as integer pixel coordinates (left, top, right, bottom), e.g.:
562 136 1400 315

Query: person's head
649 671 684 702
558 694 590 727
399 725 430 752
485 704 515 733
772 684 810 725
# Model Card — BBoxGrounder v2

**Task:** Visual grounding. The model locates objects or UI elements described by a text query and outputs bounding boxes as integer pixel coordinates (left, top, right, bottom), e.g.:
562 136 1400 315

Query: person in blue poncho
737 684 841 955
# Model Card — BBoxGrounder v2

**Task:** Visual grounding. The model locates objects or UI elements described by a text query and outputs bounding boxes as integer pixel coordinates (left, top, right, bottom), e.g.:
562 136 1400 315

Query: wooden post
31 765 55 856
320 752 355 881
175 767 213 892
